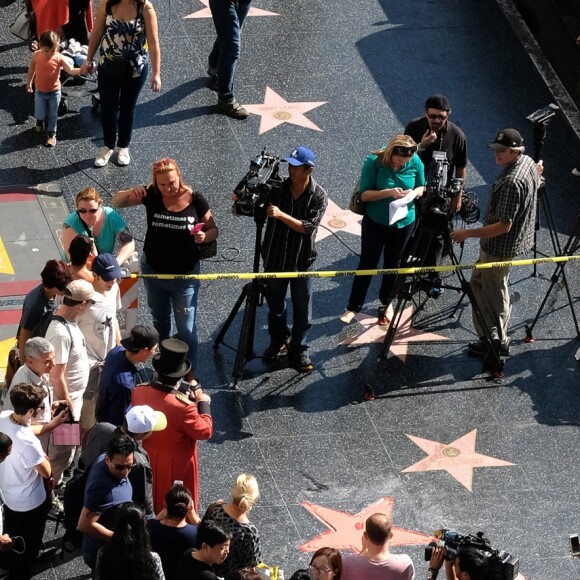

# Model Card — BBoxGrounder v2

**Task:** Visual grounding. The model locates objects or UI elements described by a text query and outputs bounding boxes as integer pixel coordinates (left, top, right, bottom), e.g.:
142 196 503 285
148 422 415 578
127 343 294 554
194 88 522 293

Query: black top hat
152 338 191 378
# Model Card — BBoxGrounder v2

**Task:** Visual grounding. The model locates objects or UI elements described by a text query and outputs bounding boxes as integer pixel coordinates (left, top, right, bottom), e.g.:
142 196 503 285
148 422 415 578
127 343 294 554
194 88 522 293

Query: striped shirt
261 177 328 271
481 154 539 259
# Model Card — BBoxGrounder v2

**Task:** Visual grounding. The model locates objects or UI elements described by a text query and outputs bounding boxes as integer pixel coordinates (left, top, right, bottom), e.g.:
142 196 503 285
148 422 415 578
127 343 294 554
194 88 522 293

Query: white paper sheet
389 189 419 225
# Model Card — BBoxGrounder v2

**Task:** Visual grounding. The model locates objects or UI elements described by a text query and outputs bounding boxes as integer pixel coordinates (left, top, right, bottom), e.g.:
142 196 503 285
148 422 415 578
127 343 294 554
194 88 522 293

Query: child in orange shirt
26 30 81 147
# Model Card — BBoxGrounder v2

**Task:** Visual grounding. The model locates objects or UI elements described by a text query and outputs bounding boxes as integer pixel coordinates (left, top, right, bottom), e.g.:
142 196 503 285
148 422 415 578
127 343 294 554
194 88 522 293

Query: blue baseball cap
284 146 316 167
91 253 123 281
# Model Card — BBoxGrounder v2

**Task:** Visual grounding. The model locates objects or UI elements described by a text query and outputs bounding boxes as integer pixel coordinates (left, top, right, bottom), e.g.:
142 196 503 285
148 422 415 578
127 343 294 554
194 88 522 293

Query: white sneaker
572 167 580 177
94 146 113 167
340 310 356 324
116 147 131 166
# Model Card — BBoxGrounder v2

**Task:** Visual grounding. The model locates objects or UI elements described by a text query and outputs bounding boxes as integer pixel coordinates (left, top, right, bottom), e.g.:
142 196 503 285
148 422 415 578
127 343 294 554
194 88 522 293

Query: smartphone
173 480 184 487
570 534 580 555
190 223 204 234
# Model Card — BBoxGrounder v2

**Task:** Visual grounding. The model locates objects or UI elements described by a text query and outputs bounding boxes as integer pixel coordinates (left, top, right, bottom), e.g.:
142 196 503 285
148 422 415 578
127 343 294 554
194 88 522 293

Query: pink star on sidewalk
316 199 362 242
300 497 433 553
402 429 515 491
184 0 278 18
244 87 327 134
341 306 448 362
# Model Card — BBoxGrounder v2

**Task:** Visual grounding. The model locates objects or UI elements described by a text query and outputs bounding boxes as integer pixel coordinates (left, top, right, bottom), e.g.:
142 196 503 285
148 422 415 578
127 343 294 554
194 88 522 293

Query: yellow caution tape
130 254 580 281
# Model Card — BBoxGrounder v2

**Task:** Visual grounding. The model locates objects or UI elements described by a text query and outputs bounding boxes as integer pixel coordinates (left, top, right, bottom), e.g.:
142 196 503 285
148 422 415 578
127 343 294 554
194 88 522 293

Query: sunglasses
427 113 448 121
393 145 417 158
77 208 99 215
113 463 136 471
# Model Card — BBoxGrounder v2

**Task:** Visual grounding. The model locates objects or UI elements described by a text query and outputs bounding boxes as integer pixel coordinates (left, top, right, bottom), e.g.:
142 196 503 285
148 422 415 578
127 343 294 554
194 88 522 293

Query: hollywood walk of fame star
402 429 515 492
184 0 278 19
244 87 327 134
341 306 448 362
316 199 362 243
300 497 433 553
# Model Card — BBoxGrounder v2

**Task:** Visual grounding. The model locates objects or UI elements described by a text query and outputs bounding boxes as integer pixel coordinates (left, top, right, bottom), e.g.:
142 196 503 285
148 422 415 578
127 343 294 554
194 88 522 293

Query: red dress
132 384 213 513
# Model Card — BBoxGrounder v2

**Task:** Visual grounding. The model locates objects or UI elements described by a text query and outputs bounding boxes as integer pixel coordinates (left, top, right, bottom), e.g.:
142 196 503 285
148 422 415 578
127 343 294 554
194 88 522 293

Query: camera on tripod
424 529 519 580
422 151 480 225
233 149 284 218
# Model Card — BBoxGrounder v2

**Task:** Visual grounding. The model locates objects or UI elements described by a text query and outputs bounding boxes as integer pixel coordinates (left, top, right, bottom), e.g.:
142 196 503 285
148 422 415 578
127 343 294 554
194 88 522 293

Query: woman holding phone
112 158 218 383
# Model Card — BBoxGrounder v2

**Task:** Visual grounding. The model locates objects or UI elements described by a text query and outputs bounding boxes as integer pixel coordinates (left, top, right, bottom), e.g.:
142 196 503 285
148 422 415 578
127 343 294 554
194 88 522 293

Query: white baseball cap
125 405 167 434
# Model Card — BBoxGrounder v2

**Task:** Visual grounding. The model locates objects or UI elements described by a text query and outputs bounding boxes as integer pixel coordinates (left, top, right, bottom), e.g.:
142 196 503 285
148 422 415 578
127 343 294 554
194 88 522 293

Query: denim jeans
34 88 61 134
141 259 200 371
264 277 313 354
208 0 252 102
347 215 414 312
97 61 148 149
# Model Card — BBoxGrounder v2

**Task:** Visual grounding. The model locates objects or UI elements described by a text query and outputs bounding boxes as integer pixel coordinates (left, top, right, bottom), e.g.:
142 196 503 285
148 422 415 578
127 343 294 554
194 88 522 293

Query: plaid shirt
481 154 539 259
262 176 328 271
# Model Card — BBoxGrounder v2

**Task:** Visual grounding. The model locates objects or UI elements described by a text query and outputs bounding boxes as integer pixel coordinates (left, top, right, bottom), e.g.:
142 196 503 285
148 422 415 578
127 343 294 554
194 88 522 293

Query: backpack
58 468 89 556
31 312 65 339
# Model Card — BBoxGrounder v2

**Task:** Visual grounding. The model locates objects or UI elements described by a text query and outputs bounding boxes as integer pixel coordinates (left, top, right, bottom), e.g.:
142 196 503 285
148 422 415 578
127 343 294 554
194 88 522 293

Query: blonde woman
62 188 135 266
341 135 425 326
203 473 262 578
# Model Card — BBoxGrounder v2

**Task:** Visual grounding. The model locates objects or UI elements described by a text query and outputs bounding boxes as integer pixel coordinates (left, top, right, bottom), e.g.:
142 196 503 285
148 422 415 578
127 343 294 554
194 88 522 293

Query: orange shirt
33 52 64 93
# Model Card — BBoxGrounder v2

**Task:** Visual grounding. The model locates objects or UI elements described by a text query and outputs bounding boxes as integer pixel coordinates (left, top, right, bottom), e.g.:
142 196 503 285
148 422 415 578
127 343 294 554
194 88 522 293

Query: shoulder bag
348 156 381 216
9 6 33 41
193 191 218 260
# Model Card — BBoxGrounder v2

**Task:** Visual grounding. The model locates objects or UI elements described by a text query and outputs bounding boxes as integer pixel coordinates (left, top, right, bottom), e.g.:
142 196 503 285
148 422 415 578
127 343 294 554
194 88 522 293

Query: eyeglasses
309 564 333 575
427 113 448 121
77 208 99 214
113 463 136 471
393 145 417 158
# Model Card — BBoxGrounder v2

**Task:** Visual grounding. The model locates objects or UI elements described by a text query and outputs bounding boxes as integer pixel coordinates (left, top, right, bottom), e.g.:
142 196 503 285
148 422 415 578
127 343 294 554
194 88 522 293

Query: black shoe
35 120 44 133
289 352 314 373
36 547 57 561
262 342 288 361
468 339 509 357
216 99 249 119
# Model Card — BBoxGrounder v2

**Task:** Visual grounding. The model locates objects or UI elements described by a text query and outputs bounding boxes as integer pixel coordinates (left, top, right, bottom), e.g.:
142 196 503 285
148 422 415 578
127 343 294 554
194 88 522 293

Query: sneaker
340 310 356 324
51 496 64 514
94 146 113 167
35 120 44 133
116 147 131 166
468 339 510 357
289 352 314 373
216 99 250 120
262 342 288 361
572 167 580 177
377 304 394 326
46 133 56 147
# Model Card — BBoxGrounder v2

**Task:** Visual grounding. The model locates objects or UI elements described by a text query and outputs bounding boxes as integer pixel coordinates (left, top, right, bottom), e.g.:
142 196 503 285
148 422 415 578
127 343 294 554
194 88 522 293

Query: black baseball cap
489 128 524 151
121 325 159 352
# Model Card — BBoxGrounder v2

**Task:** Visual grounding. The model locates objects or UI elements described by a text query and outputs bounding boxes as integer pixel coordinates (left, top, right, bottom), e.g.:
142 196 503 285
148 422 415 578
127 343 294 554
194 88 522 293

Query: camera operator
405 94 468 268
450 129 541 357
427 546 488 580
261 146 328 373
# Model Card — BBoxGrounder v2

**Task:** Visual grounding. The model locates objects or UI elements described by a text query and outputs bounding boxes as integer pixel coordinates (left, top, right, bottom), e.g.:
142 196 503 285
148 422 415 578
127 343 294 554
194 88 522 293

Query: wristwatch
417 144 425 153
426 568 439 580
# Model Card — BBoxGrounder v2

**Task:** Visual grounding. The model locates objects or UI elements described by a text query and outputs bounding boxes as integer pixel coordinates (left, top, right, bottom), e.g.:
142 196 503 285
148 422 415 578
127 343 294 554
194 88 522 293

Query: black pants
1 499 50 580
347 215 414 312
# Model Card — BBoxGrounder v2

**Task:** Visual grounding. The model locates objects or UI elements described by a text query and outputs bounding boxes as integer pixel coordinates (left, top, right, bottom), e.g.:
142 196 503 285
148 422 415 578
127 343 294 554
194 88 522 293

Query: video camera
422 151 480 225
424 529 519 580
233 149 284 218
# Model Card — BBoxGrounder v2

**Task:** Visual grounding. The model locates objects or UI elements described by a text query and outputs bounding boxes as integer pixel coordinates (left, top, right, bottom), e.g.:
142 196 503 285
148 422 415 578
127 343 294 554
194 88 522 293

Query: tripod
525 213 580 341
530 120 563 276
213 211 267 388
378 213 505 376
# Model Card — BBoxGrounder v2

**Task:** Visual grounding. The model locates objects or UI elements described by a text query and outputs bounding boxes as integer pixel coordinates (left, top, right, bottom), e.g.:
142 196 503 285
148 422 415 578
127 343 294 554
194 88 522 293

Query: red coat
132 384 213 513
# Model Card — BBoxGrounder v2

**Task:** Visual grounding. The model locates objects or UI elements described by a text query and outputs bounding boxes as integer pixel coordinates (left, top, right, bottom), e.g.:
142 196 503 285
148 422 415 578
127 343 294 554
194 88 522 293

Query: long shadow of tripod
378 210 505 376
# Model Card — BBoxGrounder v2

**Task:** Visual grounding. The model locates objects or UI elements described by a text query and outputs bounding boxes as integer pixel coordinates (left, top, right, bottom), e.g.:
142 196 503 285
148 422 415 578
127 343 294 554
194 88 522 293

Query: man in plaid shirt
451 128 541 356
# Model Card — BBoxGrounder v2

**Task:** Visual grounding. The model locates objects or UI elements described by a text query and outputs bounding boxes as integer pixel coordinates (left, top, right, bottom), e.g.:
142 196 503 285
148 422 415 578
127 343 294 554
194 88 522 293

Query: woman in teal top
63 187 135 266
341 135 425 325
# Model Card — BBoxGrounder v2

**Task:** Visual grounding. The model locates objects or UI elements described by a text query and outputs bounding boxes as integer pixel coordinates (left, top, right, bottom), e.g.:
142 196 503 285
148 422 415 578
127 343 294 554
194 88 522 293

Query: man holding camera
427 545 488 580
405 94 468 268
450 128 540 356
261 146 327 373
